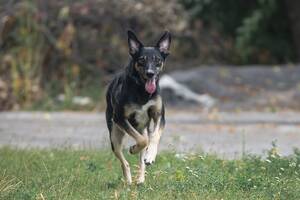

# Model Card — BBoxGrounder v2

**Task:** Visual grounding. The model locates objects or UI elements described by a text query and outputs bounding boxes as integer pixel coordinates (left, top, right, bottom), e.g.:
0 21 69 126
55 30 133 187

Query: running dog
105 30 171 184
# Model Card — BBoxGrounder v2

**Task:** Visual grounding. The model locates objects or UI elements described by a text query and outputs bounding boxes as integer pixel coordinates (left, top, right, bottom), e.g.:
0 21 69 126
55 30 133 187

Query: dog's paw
144 145 157 165
137 177 145 185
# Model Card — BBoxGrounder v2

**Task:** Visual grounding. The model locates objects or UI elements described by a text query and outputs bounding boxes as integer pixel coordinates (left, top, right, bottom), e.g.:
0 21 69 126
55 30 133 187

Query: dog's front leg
144 116 162 165
115 119 148 154
137 128 148 184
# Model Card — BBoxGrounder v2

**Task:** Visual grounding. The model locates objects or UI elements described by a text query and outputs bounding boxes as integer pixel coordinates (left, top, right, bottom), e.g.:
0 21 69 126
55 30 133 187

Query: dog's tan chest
125 98 161 130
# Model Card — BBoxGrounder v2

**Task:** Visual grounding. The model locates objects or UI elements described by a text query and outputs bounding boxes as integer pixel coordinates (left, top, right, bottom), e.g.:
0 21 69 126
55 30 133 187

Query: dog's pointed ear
128 30 143 57
156 31 171 58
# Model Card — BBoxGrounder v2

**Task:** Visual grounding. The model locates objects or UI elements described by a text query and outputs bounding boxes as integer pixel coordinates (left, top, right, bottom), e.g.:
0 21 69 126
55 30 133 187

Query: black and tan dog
105 30 171 184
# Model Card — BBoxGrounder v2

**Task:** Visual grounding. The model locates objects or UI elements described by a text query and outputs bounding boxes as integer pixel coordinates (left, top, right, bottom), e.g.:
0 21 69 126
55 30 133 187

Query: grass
0 147 300 200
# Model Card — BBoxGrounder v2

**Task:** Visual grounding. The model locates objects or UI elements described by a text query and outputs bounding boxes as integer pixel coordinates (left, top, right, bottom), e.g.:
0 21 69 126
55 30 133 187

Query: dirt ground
1 110 300 159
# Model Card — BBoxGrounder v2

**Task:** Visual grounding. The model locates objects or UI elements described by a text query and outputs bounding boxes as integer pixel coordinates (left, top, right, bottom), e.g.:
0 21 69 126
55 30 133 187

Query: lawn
0 147 300 200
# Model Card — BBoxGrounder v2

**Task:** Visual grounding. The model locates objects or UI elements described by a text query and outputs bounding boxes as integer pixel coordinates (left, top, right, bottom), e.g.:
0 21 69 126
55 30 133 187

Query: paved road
1 111 300 158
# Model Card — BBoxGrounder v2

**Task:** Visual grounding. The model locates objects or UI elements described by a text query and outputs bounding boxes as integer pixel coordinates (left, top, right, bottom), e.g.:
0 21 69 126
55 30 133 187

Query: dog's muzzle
145 70 155 79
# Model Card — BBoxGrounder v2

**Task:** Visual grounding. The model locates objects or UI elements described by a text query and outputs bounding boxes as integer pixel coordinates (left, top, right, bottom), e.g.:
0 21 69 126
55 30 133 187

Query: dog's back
105 72 124 134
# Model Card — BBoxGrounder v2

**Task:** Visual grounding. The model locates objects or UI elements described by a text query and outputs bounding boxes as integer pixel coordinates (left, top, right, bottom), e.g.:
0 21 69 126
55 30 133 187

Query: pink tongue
145 79 156 94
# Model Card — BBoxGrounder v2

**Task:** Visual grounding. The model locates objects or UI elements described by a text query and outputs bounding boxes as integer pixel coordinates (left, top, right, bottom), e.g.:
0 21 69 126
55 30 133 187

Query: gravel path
1 111 300 158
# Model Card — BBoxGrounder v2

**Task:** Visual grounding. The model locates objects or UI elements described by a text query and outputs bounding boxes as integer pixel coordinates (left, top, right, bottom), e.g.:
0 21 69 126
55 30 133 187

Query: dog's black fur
106 64 166 151
105 30 171 184
105 30 170 154
106 31 171 171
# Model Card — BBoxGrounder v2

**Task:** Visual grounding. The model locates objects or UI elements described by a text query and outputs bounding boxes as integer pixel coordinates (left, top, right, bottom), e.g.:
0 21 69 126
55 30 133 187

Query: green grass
1 147 300 200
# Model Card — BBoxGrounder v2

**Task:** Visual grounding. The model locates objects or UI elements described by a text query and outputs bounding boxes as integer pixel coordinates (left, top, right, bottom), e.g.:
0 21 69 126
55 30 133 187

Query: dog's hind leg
110 123 132 184
115 120 148 154
137 128 148 184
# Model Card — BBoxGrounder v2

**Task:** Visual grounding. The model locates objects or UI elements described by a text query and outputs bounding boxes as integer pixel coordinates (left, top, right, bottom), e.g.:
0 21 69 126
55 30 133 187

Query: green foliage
0 0 187 111
1 147 300 199
180 0 257 34
236 0 295 63
0 1 45 108
179 0 295 64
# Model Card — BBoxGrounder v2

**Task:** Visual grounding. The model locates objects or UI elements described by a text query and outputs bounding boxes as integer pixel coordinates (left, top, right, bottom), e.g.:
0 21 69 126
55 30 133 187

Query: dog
105 30 171 184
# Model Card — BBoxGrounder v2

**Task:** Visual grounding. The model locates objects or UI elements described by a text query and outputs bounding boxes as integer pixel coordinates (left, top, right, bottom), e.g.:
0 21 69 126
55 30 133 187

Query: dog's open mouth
145 78 156 94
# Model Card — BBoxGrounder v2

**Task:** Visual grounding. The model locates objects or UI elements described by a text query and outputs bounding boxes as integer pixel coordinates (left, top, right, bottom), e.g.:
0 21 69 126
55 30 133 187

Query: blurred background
2 1 300 196
0 0 300 111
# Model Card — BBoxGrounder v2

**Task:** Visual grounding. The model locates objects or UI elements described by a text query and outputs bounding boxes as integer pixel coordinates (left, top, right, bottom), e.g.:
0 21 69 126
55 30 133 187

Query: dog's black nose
146 71 155 78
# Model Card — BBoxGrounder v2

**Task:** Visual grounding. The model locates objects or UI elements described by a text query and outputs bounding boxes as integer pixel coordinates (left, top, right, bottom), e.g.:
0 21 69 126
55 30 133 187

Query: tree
285 0 300 61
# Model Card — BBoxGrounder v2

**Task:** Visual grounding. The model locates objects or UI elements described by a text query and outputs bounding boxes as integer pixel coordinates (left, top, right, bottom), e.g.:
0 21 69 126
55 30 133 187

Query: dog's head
127 30 171 94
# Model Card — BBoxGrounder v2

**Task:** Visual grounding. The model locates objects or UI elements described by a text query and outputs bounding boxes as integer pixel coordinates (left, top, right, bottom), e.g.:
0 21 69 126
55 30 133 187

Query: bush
0 0 188 110
179 0 295 64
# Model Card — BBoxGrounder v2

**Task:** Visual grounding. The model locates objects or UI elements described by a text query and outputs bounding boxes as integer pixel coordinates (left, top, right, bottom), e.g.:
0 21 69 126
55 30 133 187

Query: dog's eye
156 60 162 67
138 57 146 64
